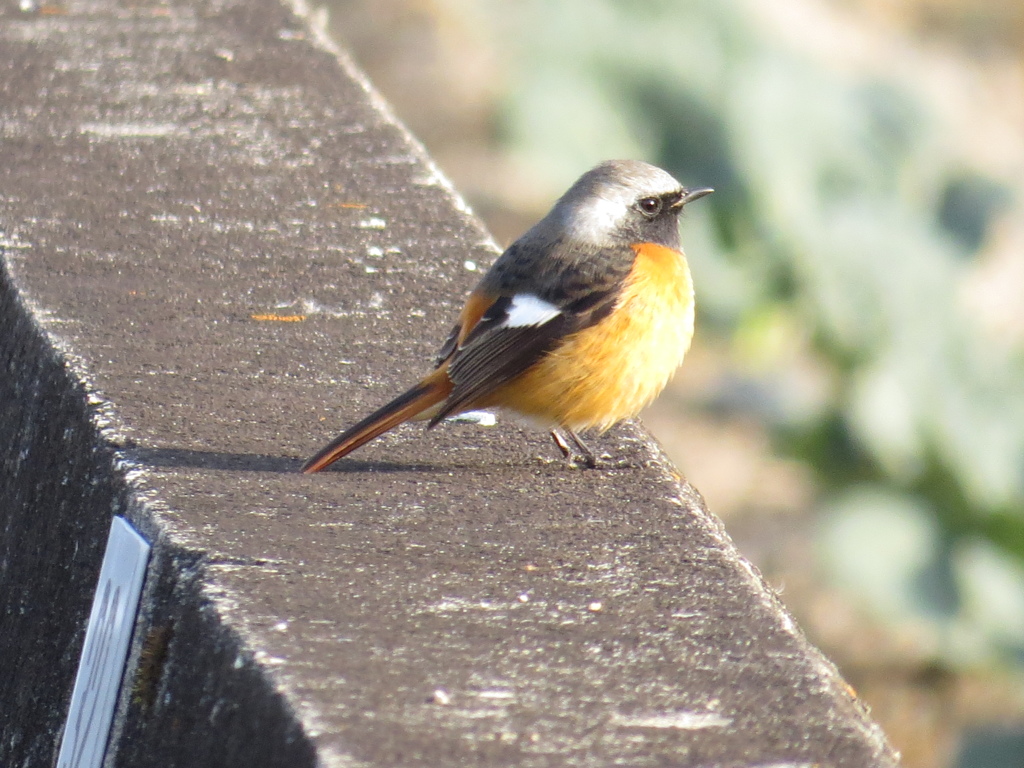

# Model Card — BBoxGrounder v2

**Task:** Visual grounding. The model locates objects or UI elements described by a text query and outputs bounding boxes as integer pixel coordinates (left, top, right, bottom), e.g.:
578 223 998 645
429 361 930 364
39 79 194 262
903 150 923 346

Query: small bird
302 160 712 473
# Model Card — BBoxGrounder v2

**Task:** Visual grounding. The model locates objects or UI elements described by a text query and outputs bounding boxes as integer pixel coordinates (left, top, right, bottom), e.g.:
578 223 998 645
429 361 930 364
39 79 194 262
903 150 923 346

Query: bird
302 159 712 473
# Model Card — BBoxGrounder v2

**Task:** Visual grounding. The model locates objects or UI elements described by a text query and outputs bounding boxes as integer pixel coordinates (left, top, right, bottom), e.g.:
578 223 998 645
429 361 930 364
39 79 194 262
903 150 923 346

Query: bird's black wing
428 276 624 425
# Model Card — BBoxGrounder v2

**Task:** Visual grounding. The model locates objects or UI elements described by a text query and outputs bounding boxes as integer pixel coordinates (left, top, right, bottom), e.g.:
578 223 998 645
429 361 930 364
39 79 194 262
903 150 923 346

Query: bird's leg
550 429 572 458
565 429 597 467
549 428 597 469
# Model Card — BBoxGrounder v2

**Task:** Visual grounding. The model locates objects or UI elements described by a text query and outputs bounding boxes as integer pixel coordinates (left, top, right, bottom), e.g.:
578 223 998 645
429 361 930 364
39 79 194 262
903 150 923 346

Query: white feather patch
503 294 561 328
562 192 628 243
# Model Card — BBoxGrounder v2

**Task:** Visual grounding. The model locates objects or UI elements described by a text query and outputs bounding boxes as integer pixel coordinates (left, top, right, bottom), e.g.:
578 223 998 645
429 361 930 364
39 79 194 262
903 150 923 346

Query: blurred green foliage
480 0 1024 665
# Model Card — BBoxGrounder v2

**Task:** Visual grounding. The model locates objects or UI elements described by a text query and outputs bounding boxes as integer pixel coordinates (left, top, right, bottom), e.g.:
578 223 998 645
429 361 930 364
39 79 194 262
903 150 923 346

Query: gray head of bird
548 159 713 250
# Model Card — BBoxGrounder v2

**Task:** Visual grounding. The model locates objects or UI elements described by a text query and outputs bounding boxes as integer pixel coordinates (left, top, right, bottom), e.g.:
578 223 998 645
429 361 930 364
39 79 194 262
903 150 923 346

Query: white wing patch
503 294 562 328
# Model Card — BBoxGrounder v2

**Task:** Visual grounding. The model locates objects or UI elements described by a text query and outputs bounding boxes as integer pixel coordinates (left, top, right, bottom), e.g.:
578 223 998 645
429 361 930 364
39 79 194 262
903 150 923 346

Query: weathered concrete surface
0 0 897 766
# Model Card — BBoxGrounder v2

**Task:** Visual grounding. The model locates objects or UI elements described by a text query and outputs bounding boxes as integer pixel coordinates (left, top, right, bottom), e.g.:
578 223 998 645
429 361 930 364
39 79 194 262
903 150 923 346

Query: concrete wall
0 0 896 765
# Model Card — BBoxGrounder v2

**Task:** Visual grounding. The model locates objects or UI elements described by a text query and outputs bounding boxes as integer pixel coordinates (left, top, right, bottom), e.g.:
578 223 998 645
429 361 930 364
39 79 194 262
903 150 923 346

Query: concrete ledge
0 0 897 765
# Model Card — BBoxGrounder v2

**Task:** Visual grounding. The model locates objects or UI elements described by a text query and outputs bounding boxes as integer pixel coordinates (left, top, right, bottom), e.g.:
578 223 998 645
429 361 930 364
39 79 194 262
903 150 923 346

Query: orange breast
483 242 695 430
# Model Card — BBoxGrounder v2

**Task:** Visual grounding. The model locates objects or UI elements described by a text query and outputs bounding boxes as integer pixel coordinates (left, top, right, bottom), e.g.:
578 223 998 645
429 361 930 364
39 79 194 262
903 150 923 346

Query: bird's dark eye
637 196 662 217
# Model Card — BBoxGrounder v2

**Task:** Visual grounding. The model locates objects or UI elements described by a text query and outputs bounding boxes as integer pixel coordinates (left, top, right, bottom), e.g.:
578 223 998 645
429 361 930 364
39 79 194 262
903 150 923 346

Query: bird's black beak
673 187 714 209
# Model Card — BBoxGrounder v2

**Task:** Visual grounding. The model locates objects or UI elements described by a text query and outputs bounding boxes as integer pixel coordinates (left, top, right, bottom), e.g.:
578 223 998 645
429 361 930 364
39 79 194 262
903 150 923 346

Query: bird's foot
550 428 598 469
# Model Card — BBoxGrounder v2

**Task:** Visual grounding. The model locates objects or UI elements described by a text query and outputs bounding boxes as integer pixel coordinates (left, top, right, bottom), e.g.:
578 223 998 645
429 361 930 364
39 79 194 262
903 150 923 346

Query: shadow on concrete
124 446 445 474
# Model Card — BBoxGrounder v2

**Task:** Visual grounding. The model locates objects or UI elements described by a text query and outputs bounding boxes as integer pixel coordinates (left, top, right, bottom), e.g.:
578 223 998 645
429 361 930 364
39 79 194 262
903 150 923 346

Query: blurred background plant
320 0 1024 764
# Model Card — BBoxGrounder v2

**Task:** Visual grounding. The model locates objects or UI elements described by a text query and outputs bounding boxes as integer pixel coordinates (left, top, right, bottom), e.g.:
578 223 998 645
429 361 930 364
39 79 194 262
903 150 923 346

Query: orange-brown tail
301 371 452 473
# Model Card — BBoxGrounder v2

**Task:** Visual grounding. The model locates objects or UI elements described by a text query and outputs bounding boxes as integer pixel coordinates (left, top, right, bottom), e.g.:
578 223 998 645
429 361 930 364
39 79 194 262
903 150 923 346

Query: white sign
57 516 150 768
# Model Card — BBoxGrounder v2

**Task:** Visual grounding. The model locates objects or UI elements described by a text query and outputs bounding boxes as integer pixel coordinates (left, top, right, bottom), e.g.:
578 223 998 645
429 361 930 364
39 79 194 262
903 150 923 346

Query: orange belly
481 242 695 431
